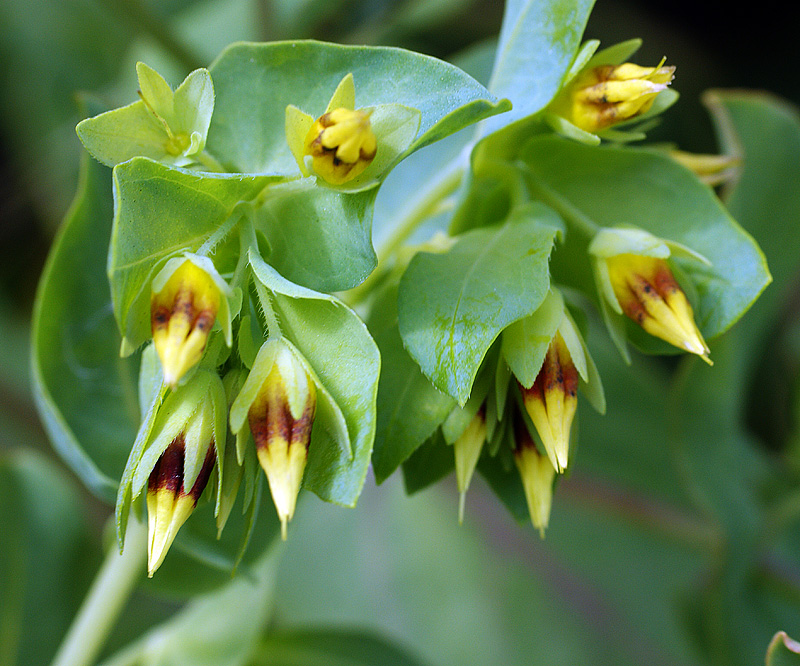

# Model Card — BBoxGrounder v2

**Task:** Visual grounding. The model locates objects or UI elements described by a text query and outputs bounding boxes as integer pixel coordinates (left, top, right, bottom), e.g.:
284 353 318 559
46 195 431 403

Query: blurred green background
2 1 800 665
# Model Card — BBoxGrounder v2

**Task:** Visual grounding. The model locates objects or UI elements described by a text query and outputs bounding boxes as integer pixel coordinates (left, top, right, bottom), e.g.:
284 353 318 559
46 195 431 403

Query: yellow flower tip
146 435 216 576
247 347 317 534
668 149 741 187
151 260 221 387
606 253 711 361
519 332 578 474
453 408 487 524
304 107 377 184
562 60 675 133
513 417 556 537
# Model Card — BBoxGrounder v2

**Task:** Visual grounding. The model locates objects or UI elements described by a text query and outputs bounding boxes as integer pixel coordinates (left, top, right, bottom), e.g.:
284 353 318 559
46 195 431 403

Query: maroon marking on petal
185 442 216 504
149 434 186 494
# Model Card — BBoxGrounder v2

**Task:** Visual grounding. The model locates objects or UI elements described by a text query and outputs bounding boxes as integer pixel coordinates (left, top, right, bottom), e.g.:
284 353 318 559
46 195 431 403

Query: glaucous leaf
484 0 595 133
767 633 800 666
109 157 279 349
398 203 561 404
522 135 771 348
207 41 509 175
367 284 455 483
31 153 140 502
249 252 380 507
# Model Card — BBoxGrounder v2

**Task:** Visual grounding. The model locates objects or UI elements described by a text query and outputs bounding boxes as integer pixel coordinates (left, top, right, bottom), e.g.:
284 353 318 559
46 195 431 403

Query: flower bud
452 407 487 524
230 339 317 539
605 253 710 361
304 107 377 184
519 331 578 474
513 415 555 537
551 60 675 133
146 434 215 576
135 369 226 575
151 255 231 387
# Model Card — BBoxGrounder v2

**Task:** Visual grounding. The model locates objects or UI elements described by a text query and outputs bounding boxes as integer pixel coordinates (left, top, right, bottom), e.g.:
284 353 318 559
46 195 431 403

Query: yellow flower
146 434 216 576
150 255 231 387
513 416 556 537
667 149 740 187
141 370 225 576
552 60 675 133
605 253 710 361
230 339 317 539
518 331 578 474
452 408 487 524
304 107 377 184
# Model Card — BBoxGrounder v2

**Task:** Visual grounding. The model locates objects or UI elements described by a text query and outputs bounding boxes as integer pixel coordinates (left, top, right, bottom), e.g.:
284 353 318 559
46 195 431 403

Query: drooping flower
518 331 578 474
550 60 675 133
512 414 556 537
150 254 232 387
452 407 487 524
230 338 317 539
140 370 226 575
606 253 710 359
147 434 215 575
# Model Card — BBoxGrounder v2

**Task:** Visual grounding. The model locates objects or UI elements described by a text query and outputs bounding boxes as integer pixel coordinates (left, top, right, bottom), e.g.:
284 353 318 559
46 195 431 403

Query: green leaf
522 135 771 347
0 450 97 666
31 152 140 502
485 0 595 133
109 158 278 349
398 203 560 404
76 66 214 168
207 41 508 175
254 180 378 292
99 541 281 666
367 284 455 483
249 252 380 507
250 628 430 666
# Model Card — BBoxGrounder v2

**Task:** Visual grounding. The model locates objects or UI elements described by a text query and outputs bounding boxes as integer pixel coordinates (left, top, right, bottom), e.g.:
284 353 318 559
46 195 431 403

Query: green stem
51 519 147 666
196 151 227 173
346 165 463 306
524 171 599 237
375 165 464 265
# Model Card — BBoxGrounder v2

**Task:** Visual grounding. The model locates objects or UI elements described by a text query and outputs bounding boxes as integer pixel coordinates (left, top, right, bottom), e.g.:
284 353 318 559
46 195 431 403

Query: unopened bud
519 331 578 474
146 435 215 576
513 416 555 537
452 407 487 524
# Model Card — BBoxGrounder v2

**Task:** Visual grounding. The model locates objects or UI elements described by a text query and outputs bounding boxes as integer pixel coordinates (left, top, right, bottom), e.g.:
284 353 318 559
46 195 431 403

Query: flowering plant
13 0 800 664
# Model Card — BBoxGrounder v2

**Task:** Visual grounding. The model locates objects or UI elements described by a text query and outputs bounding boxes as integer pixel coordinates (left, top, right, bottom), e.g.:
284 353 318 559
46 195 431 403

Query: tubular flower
519 331 578 474
147 435 216 576
513 415 556 538
151 255 231 387
452 407 487 524
304 107 377 184
552 60 675 133
230 339 317 539
606 253 710 361
141 370 226 576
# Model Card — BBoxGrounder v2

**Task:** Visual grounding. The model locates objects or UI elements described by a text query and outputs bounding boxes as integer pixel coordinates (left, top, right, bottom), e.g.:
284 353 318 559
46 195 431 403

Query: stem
195 151 227 173
524 172 599 237
51 519 147 666
346 165 464 306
